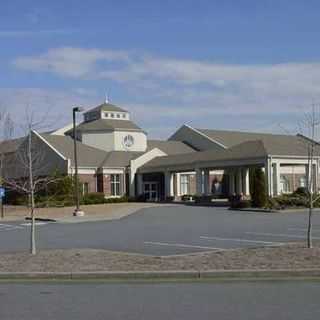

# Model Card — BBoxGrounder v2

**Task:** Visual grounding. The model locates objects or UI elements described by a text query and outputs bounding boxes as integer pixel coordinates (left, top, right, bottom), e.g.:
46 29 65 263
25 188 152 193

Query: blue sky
1 0 320 138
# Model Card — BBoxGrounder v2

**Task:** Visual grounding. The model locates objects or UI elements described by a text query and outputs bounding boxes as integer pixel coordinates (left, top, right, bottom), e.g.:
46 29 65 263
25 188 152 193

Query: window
111 174 121 196
111 113 114 118
122 114 126 119
104 112 109 118
280 175 290 193
116 114 120 118
180 174 189 195
83 182 89 195
299 176 307 188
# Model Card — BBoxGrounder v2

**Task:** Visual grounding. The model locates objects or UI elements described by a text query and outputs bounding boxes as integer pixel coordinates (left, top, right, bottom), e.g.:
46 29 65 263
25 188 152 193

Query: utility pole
72 107 85 217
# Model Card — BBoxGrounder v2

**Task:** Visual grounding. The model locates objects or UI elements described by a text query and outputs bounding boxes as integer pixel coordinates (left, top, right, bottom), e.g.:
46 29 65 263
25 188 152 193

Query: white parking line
20 222 48 226
288 227 320 233
245 231 320 240
200 236 283 245
0 224 24 230
144 241 224 251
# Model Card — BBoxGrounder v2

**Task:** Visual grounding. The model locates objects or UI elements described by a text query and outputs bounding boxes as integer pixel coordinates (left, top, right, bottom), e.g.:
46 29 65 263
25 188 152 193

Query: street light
72 106 85 217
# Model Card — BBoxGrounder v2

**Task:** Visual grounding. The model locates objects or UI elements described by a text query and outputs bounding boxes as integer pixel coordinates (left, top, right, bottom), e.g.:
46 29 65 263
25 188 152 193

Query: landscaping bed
0 243 319 272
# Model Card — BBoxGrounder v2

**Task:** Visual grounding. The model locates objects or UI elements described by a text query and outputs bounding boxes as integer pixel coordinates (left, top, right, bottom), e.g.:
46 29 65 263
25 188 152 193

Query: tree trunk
28 131 36 255
307 193 313 248
30 190 36 255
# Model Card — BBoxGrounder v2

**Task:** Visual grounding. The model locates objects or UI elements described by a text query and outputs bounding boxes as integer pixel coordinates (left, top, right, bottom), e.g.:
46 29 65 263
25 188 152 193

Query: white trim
103 168 124 174
184 124 227 149
32 130 67 160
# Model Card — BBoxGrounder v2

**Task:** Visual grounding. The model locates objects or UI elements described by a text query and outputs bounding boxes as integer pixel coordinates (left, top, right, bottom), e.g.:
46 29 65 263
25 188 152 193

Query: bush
265 197 281 210
81 193 129 205
104 196 129 203
251 168 267 208
194 195 213 203
293 187 308 197
273 194 308 208
231 200 251 209
181 194 194 201
229 194 251 209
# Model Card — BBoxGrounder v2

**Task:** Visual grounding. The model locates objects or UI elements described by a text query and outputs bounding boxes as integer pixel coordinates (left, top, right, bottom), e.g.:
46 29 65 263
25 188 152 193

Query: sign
0 187 5 198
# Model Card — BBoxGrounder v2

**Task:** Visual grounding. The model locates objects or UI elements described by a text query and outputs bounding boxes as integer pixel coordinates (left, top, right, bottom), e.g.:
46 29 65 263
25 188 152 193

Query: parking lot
0 205 319 255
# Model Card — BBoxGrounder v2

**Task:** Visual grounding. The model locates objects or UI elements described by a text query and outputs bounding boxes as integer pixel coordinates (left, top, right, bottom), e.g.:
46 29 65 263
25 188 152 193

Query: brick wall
78 174 97 194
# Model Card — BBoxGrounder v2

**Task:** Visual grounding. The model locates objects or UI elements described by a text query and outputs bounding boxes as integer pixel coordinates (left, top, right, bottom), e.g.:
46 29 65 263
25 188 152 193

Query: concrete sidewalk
0 202 178 223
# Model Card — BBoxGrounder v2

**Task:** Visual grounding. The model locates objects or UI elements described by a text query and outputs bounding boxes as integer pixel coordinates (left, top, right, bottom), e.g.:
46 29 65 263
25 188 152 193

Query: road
0 280 319 319
0 205 319 255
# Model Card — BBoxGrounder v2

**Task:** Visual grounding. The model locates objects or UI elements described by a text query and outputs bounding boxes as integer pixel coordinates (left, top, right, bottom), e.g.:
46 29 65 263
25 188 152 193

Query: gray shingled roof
100 151 144 167
40 133 108 167
85 102 127 114
141 137 320 170
141 140 266 170
40 134 198 169
0 137 25 154
68 119 143 133
196 128 305 149
147 140 196 155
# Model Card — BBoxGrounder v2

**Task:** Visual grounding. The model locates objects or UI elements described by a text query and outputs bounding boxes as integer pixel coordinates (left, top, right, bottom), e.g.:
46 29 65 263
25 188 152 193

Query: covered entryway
143 182 159 201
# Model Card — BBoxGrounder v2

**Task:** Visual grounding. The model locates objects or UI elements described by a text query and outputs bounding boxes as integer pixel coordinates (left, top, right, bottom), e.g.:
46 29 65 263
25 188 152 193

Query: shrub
229 194 251 209
273 194 308 208
181 194 194 201
293 187 308 197
194 195 213 203
233 200 251 209
251 168 267 208
104 196 129 203
266 197 281 210
81 192 106 205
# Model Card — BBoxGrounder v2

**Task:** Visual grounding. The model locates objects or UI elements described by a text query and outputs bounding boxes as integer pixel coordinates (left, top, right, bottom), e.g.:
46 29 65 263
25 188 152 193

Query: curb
1 269 320 281
25 217 57 223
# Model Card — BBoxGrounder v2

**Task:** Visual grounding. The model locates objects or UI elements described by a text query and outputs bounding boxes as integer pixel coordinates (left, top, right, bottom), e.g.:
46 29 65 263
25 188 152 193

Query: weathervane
105 92 109 104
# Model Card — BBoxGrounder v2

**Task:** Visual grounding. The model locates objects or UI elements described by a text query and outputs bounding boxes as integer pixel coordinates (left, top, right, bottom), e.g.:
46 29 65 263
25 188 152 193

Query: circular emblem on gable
123 134 134 148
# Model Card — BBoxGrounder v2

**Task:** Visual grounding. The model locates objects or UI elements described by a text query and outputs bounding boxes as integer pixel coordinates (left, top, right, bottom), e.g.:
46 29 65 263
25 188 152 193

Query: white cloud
9 47 320 137
14 47 129 78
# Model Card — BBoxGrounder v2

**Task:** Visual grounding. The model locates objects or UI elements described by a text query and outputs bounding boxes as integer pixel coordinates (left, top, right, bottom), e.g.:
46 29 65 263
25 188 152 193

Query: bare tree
0 110 14 218
298 104 320 248
3 109 59 255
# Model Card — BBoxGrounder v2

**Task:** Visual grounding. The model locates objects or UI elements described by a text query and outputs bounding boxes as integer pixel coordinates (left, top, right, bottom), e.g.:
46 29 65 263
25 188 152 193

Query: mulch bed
0 243 319 272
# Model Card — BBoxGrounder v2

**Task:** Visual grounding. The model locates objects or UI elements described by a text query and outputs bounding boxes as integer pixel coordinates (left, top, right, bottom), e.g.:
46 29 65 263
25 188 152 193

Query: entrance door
144 182 158 201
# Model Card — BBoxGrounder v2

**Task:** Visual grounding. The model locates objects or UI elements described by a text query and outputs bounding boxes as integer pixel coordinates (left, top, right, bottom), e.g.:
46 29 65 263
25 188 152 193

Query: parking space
0 205 319 255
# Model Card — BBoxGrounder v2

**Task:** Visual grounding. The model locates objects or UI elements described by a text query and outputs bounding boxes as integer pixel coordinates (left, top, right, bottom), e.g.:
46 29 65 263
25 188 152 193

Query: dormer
69 101 147 152
83 103 130 122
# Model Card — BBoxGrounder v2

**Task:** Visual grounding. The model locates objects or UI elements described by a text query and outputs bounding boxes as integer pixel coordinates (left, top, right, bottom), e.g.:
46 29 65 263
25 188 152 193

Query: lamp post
72 107 85 217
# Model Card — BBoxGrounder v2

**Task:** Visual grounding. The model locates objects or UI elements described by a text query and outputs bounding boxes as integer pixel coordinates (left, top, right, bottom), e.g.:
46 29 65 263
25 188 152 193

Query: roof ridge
196 127 294 137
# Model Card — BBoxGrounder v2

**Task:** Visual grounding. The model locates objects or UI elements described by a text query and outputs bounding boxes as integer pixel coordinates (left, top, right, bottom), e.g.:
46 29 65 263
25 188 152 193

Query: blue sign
0 188 5 198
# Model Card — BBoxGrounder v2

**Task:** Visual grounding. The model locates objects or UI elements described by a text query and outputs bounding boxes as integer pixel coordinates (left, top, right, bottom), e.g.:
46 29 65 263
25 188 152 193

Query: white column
122 172 127 196
137 173 143 196
176 173 181 196
272 162 281 196
243 168 250 196
203 169 210 195
165 171 174 197
237 169 243 195
313 163 318 193
265 159 273 197
229 171 235 195
195 168 203 195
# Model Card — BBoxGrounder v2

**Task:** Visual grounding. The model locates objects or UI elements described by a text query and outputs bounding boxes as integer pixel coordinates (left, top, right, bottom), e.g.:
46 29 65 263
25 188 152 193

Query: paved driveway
0 205 319 255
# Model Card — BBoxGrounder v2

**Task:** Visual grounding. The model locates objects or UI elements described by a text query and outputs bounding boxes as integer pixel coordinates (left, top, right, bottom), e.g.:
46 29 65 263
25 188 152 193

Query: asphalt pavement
0 205 319 255
0 280 319 319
